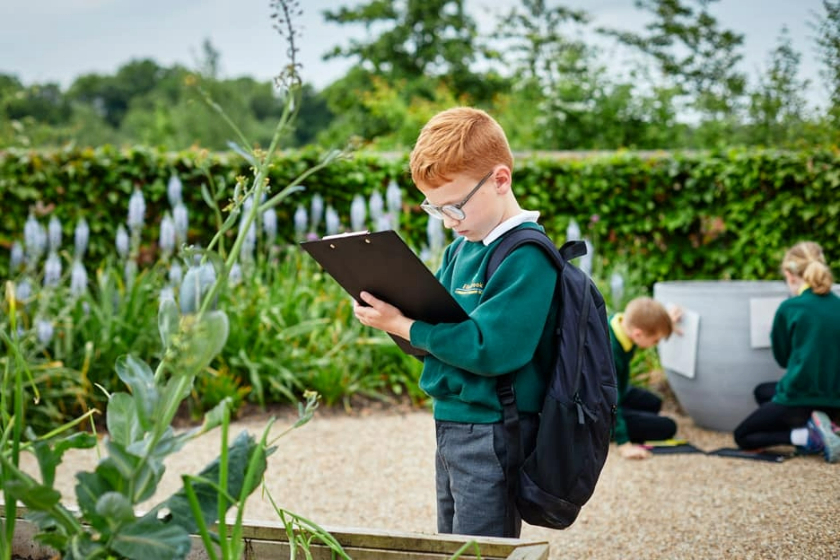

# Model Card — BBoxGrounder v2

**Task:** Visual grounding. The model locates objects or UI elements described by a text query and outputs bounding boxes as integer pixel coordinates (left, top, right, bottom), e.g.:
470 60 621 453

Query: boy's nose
442 214 460 229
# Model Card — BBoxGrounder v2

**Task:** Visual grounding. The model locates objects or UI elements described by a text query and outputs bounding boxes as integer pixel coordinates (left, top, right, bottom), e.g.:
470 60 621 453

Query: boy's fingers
358 291 379 307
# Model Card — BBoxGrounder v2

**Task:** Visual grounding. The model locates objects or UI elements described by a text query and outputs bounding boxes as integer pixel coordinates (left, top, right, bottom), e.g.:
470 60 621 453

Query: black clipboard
707 447 792 463
300 230 468 355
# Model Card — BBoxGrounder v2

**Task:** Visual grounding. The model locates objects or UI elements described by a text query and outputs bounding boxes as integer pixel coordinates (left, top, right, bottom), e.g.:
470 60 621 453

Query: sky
0 0 831 109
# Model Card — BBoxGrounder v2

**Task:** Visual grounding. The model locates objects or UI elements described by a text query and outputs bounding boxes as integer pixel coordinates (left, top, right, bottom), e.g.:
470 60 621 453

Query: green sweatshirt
607 313 634 445
771 288 840 408
409 223 559 423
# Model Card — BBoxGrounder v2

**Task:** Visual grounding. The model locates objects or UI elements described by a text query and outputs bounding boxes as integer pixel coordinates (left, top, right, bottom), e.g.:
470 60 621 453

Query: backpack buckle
497 382 516 406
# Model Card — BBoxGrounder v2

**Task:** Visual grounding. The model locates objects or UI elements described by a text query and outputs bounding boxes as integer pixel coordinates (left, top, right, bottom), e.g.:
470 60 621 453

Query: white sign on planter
748 296 786 349
657 307 700 379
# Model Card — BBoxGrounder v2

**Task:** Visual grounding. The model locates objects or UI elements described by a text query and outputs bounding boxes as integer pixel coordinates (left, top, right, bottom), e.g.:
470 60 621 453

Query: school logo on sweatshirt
455 282 483 295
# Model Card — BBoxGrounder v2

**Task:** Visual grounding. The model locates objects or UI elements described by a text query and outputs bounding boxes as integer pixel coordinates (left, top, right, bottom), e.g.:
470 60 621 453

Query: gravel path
22 403 840 560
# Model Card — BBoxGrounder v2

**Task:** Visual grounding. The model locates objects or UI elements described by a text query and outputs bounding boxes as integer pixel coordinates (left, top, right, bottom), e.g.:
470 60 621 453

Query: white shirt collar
481 210 541 245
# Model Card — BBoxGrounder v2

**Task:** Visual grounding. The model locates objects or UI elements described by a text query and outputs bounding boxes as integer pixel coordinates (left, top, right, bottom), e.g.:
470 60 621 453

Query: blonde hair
409 107 513 189
782 241 834 295
624 297 673 338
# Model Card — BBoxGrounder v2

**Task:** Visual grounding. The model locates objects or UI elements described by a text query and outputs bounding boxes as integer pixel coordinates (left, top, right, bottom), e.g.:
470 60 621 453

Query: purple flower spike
173 202 189 246
128 189 146 231
48 216 62 252
10 241 23 270
74 218 90 258
294 205 308 238
116 225 130 259
44 252 62 287
167 175 183 207
70 260 88 297
350 194 367 232
159 214 176 257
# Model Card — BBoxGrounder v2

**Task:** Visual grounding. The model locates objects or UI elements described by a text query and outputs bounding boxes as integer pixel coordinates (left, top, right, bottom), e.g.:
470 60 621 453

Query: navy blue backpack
486 228 617 530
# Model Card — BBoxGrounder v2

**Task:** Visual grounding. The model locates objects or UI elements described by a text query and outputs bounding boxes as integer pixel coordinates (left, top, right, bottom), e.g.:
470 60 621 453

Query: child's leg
434 418 536 538
622 386 663 414
434 443 455 534
434 420 510 537
753 381 777 405
733 402 810 449
622 409 677 442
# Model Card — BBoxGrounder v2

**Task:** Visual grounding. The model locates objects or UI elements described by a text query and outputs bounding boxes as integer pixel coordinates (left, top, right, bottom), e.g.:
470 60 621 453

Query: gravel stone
21 405 840 560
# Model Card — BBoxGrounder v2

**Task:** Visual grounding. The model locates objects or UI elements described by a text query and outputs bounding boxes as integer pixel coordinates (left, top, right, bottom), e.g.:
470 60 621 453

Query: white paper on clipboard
657 306 700 379
749 296 785 349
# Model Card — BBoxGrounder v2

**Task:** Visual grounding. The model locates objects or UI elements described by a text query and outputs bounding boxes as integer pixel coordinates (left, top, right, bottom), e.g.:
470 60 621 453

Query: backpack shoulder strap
559 239 587 261
487 228 587 281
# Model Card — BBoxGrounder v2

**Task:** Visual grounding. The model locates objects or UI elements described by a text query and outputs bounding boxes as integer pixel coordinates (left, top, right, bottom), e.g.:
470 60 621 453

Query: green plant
0 3 346 559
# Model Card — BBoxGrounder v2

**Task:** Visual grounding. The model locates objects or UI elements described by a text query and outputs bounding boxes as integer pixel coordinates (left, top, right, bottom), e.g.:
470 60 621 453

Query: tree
194 38 222 79
67 59 166 128
315 1 508 146
488 0 683 150
5 82 71 125
493 0 590 85
813 0 840 128
490 0 593 148
322 0 492 100
748 27 810 146
292 83 334 147
601 0 746 145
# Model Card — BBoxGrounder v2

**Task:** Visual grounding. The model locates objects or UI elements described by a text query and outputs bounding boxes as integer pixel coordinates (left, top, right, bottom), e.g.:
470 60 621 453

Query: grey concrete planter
653 280 789 432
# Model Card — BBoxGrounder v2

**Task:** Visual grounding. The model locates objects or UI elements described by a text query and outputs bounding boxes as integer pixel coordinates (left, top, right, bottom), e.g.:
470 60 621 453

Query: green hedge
2 145 839 288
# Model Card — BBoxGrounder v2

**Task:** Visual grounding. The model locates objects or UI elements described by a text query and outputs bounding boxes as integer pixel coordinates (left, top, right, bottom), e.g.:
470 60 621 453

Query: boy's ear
494 166 512 194
628 326 645 343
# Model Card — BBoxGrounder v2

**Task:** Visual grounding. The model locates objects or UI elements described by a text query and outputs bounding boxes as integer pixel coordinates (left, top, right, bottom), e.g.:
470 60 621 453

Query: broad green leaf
136 399 232 460
5 481 61 509
32 432 97 487
151 431 269 535
115 354 159 430
95 491 136 525
106 392 144 448
49 532 106 560
129 426 186 460
170 310 229 376
75 470 115 527
104 439 164 503
111 519 191 560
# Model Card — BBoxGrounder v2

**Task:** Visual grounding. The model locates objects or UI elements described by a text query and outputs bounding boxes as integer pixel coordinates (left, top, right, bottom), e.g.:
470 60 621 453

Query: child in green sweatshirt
734 241 840 463
353 107 559 538
609 296 680 460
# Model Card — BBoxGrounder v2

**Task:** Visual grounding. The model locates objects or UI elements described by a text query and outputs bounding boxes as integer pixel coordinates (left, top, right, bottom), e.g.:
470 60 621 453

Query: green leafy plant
0 3 347 559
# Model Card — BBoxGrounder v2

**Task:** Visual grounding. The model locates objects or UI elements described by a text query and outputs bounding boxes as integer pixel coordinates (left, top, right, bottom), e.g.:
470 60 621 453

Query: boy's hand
353 291 415 342
618 442 652 460
667 304 684 336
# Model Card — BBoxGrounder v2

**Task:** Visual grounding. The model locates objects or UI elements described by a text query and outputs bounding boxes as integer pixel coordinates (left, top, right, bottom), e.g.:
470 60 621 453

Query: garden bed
4 505 548 560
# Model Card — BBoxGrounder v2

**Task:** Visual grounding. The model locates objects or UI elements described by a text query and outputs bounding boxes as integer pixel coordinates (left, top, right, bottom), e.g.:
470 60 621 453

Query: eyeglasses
420 171 494 221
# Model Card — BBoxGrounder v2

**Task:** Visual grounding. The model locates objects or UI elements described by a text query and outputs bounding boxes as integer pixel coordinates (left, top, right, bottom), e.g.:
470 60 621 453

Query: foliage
211 245 426 411
0 3 352 559
3 1 840 151
322 0 494 102
601 0 746 130
1 201 429 429
4 147 839 294
747 27 811 146
0 59 332 151
813 0 840 136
